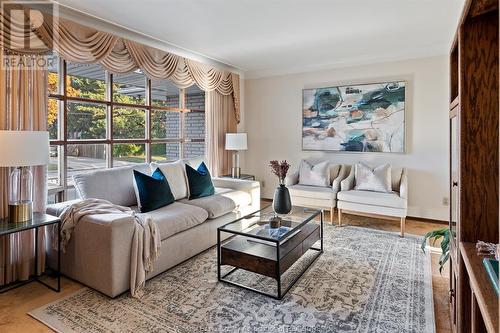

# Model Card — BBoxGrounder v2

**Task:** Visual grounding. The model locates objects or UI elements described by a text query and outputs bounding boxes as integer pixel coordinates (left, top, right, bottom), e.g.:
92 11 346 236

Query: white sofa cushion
180 188 251 219
298 160 330 187
288 184 333 200
138 202 208 240
150 161 188 200
354 163 392 192
337 190 407 209
73 164 150 207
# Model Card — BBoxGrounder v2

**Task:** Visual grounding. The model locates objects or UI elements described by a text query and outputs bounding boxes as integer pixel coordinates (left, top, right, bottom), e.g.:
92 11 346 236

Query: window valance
0 9 240 122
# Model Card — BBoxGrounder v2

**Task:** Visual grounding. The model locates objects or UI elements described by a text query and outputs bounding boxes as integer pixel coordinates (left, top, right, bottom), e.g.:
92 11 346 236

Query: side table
220 173 256 181
0 213 61 293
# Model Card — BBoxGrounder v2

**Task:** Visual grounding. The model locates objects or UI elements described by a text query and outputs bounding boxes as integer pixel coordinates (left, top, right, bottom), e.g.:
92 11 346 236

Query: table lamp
0 131 49 223
225 133 247 178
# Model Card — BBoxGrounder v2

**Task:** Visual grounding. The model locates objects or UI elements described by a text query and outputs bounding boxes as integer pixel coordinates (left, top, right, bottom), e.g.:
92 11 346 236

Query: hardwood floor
0 209 451 333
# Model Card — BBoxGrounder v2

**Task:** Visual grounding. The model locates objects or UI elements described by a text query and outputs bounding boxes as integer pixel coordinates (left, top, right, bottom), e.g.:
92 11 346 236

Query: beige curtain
0 9 240 122
0 52 48 286
206 90 237 177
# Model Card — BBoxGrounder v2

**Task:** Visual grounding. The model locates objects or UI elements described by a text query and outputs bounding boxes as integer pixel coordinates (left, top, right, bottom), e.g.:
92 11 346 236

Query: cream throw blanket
53 199 161 297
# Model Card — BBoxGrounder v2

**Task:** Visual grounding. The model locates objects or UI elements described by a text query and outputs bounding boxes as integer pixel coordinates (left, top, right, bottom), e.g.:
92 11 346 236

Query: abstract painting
302 81 405 152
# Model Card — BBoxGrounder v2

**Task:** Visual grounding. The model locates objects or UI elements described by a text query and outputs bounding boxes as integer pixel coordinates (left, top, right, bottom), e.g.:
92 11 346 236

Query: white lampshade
225 133 248 151
0 130 49 167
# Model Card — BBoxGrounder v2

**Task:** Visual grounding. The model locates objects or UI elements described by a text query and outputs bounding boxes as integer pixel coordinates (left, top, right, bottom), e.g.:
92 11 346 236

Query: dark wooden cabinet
448 1 499 332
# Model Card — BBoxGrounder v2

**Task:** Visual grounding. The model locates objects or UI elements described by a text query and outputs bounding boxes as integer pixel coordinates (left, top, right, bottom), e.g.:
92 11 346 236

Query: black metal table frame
0 220 61 294
217 209 323 300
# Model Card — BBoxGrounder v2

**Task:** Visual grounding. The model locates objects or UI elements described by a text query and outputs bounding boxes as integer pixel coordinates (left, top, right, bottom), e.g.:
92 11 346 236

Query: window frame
48 58 206 201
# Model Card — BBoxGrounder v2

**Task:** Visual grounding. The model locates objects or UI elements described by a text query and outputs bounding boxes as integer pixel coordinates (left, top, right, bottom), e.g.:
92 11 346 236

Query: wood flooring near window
0 210 451 333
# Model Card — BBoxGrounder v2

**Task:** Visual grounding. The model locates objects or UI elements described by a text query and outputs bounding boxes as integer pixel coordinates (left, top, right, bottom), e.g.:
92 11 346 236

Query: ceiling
55 0 464 78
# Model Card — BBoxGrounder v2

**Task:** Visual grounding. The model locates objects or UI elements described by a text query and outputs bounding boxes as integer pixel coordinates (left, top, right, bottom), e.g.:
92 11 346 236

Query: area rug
29 225 435 333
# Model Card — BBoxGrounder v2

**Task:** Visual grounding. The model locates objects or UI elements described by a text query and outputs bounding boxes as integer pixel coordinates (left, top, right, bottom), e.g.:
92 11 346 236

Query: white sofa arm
211 177 261 206
332 165 349 194
340 166 355 191
46 199 82 217
399 168 408 199
284 171 299 186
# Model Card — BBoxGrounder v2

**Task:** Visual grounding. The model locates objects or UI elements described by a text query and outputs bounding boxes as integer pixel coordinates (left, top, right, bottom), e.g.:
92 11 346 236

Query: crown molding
244 45 448 80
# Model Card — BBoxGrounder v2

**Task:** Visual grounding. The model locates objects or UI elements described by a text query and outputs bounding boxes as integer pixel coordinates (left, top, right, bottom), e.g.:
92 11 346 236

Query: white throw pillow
150 161 188 200
354 162 392 193
298 160 330 187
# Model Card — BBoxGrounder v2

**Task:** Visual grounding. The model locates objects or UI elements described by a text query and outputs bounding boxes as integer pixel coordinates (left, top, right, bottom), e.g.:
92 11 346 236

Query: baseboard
260 197 447 225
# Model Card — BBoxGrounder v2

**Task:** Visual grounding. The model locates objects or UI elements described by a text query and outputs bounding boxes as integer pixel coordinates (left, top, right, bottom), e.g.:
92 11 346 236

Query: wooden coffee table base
217 216 323 300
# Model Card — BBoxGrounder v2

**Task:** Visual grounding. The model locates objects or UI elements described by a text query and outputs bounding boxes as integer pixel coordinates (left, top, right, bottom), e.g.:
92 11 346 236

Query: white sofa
46 158 260 297
337 166 408 237
284 162 349 224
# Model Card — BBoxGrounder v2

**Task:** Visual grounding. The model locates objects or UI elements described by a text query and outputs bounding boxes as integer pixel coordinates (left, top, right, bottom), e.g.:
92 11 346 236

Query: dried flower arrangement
269 160 290 185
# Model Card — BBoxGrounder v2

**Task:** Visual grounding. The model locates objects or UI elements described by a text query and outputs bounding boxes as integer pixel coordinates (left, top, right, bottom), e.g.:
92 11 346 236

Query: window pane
67 62 107 100
113 144 146 166
151 78 180 107
113 71 146 105
113 107 146 139
67 144 107 185
67 101 106 140
47 54 60 94
151 110 181 139
184 142 205 159
48 98 60 140
151 143 180 162
48 145 61 187
186 85 205 111
185 111 205 139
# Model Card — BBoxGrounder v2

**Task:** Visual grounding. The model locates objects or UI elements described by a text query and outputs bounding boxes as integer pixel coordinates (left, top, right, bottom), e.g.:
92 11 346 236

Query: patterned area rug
29 225 435 333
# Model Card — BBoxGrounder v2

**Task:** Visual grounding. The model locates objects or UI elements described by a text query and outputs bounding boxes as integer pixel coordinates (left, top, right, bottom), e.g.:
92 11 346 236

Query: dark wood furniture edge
460 242 499 333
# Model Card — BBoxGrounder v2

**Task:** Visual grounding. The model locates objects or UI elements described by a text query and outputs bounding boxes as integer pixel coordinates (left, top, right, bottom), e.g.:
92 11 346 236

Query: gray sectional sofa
46 157 260 297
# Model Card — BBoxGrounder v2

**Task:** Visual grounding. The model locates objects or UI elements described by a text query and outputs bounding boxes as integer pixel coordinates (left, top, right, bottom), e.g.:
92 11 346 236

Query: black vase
273 184 292 214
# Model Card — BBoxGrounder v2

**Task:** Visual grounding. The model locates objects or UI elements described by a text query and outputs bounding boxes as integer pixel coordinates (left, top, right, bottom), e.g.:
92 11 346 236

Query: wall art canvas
302 81 405 152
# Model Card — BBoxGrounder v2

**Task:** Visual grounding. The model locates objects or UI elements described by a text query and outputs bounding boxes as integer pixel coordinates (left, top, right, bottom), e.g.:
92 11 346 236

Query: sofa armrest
399 168 408 199
284 171 299 186
211 177 261 207
332 165 349 194
46 199 81 217
340 166 355 191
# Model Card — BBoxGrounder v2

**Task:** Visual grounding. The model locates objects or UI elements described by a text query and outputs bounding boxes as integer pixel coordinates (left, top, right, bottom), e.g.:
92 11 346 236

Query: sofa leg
330 207 334 225
400 217 406 237
338 209 342 226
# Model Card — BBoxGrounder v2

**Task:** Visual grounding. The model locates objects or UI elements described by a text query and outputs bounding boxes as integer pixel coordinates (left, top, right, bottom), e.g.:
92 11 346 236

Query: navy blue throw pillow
133 168 175 213
185 162 215 199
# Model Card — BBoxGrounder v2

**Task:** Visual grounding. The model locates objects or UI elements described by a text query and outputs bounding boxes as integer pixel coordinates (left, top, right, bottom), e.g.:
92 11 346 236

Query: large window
48 56 206 200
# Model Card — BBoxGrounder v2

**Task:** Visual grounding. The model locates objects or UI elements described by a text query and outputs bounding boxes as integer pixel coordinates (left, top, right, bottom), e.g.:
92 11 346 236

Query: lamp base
8 202 32 223
231 167 241 178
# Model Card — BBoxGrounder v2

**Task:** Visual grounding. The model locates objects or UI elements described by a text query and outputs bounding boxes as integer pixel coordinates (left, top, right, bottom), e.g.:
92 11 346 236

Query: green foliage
421 227 450 274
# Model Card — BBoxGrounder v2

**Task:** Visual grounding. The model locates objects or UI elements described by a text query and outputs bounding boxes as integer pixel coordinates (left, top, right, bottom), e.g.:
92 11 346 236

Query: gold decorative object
8 202 32 223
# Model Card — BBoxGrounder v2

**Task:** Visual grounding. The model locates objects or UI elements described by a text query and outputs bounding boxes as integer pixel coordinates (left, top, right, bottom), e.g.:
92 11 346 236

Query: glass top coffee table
217 205 323 299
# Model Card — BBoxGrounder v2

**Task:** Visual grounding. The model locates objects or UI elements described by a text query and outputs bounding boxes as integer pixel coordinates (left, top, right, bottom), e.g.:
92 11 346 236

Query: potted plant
269 160 291 215
421 227 451 274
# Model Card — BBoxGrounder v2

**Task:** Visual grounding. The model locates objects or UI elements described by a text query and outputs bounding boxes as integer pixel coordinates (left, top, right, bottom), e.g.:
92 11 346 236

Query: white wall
242 56 449 220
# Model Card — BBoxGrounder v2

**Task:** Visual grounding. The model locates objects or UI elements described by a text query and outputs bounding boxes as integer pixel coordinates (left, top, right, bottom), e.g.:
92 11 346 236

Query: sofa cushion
185 162 215 199
288 184 333 200
73 163 150 207
133 169 175 213
137 202 209 240
179 187 251 219
150 161 188 200
337 190 407 209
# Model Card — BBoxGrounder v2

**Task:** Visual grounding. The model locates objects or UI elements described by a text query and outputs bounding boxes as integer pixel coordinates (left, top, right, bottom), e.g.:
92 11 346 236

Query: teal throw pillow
186 162 215 199
133 168 175 213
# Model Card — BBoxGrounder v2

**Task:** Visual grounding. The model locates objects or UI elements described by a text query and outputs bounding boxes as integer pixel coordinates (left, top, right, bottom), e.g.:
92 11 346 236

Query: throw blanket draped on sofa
53 199 161 297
